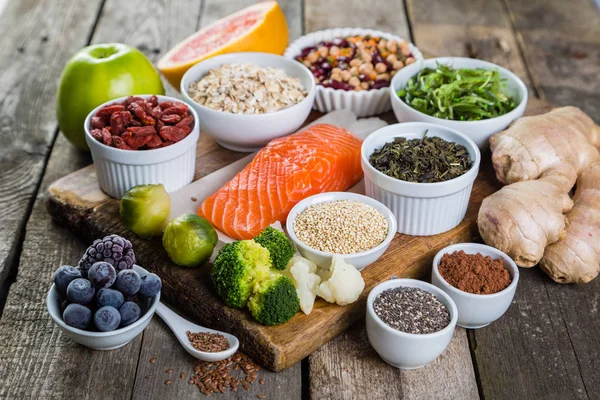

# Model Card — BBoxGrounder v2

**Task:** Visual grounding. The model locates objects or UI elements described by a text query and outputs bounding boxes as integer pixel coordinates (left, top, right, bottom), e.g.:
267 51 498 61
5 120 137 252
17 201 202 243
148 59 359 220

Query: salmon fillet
199 124 363 239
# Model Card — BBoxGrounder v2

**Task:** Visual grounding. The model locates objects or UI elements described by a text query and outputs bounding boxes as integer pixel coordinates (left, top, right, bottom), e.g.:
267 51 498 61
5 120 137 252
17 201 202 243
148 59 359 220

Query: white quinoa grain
293 200 388 254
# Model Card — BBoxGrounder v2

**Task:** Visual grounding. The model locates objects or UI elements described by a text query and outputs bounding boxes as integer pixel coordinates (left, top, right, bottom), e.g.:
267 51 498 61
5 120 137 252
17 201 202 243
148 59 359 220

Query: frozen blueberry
88 262 116 289
114 270 141 296
54 266 81 296
119 301 141 327
96 288 124 309
66 278 95 305
63 303 92 330
138 273 161 298
94 306 121 332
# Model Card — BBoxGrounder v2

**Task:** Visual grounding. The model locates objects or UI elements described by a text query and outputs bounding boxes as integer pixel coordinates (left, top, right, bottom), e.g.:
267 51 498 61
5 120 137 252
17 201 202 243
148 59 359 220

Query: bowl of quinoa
286 192 396 270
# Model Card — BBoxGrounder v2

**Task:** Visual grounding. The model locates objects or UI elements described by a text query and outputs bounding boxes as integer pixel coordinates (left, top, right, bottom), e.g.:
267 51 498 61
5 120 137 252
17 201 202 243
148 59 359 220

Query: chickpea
387 39 398 53
349 58 362 67
400 41 411 56
303 60 312 67
330 46 340 56
379 39 387 49
354 86 363 92
386 54 398 64
341 70 352 81
405 57 416 65
358 62 373 74
331 67 342 75
348 76 360 87
360 52 372 63
307 51 319 63
393 60 404 70
349 66 359 76
360 82 369 90
376 73 390 81
318 46 329 57
375 62 387 73
331 73 342 82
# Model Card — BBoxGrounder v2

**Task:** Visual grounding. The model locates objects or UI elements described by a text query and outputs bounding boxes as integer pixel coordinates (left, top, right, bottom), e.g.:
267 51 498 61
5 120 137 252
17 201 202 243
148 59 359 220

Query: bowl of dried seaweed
361 122 481 236
390 57 527 149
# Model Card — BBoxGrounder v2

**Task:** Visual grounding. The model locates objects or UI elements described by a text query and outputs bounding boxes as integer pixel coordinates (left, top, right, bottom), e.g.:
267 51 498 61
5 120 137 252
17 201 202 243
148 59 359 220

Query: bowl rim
285 191 397 259
432 242 520 299
390 56 528 126
283 27 424 94
84 94 200 157
367 278 458 339
179 52 317 119
361 122 481 190
46 264 161 338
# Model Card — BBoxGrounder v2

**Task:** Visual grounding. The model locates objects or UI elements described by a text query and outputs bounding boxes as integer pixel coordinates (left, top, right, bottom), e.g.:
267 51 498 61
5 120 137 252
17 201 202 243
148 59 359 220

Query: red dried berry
127 126 156 137
126 133 153 150
180 125 192 135
158 101 177 110
146 134 164 148
110 111 132 135
129 119 142 127
160 114 182 124
125 96 144 106
96 104 126 118
148 95 158 107
158 141 174 148
121 131 132 142
175 115 194 128
91 116 106 129
101 127 112 145
112 136 132 150
129 102 155 125
159 126 188 142
162 104 188 116
151 106 162 120
91 129 103 141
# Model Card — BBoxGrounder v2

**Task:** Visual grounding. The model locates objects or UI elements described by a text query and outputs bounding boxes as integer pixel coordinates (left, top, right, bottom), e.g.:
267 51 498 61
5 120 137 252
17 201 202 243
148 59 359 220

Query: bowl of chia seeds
366 278 458 370
286 192 397 270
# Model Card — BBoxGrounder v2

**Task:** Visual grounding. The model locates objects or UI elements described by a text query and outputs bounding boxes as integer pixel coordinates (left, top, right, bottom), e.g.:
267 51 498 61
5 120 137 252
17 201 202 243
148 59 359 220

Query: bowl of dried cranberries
84 95 200 198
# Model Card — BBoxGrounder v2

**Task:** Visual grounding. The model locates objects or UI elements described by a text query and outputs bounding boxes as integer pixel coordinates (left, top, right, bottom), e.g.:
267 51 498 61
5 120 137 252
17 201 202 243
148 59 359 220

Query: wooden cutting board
46 98 552 371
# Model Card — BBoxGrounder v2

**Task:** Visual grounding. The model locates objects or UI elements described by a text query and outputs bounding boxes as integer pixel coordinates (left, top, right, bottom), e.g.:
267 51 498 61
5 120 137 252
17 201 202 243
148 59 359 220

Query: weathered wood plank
0 0 103 305
131 312 302 399
502 0 600 120
310 325 479 400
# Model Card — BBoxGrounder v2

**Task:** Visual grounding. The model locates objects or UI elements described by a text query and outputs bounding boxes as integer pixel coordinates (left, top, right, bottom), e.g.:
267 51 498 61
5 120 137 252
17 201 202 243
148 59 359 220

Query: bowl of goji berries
84 94 200 198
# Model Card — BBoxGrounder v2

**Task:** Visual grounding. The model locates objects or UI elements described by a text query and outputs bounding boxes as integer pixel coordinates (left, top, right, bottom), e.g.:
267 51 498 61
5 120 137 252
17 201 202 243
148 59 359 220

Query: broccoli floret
211 240 271 308
248 274 300 325
253 227 295 271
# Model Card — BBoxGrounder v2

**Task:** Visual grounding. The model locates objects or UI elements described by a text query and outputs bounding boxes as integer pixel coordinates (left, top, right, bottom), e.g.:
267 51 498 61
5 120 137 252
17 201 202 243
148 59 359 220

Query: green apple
56 43 165 150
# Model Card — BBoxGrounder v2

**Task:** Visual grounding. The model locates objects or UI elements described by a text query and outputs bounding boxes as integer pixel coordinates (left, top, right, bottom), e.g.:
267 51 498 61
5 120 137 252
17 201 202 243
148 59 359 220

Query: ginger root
478 106 600 283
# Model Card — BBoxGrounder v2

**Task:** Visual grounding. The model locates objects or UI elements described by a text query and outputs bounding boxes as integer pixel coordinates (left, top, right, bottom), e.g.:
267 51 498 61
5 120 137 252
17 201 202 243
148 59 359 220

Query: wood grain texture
310 325 479 400
131 313 302 400
502 0 600 121
0 0 103 300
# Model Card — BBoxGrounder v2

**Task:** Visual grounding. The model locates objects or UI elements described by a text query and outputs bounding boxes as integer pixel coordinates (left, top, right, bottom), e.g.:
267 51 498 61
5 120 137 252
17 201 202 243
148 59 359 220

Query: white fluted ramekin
361 122 481 236
284 28 423 117
85 95 200 199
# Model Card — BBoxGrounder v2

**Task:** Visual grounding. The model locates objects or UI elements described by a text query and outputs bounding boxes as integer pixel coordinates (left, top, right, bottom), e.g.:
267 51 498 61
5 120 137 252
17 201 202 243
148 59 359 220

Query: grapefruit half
158 1 289 90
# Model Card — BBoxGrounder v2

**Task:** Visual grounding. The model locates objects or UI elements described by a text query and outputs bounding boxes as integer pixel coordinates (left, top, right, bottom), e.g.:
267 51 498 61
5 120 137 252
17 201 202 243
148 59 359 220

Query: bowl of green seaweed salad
390 57 527 149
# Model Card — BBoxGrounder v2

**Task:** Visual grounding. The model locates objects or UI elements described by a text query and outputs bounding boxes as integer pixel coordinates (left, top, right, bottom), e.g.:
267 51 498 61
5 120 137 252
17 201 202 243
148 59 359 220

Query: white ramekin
431 243 519 329
361 122 481 236
390 57 528 149
286 192 397 271
284 28 423 117
366 278 458 369
180 52 316 152
84 94 200 199
46 265 160 350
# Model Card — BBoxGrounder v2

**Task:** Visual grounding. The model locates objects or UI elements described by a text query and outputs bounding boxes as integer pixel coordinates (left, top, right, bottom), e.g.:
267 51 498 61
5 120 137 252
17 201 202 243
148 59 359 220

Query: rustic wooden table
0 0 599 399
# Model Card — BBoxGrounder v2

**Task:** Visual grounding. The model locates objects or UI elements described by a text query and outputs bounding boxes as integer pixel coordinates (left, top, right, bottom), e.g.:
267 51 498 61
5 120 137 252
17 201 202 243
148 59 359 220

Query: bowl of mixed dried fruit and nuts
285 28 422 117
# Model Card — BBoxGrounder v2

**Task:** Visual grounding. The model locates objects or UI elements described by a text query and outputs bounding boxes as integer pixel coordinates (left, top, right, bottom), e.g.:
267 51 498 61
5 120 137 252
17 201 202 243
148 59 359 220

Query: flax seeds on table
187 331 230 353
374 287 450 334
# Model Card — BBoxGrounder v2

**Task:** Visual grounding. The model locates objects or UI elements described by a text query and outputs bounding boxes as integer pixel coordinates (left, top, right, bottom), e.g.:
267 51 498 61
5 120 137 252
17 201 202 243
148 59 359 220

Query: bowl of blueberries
46 234 161 350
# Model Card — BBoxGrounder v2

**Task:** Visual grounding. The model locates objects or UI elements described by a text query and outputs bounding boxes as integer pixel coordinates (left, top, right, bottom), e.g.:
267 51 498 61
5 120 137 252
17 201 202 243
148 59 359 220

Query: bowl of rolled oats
181 52 316 152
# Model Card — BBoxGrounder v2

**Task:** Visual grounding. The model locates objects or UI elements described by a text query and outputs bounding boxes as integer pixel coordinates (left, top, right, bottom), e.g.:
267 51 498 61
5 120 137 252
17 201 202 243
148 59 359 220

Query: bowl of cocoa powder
431 243 519 329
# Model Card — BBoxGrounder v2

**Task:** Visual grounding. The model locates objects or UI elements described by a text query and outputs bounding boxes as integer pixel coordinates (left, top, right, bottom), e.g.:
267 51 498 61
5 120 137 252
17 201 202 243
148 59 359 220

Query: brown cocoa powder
438 251 512 294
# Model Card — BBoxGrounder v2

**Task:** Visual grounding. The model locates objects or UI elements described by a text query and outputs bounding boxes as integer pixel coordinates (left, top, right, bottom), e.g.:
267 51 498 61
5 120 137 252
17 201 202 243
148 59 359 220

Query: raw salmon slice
198 124 363 239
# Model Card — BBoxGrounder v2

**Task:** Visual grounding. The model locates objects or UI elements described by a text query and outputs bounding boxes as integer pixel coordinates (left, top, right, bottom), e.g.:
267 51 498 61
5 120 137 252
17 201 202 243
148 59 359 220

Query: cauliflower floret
283 256 321 315
317 255 365 306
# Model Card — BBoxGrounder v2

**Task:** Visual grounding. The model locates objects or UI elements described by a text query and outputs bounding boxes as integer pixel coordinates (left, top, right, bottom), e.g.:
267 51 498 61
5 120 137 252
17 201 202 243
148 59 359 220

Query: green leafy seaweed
397 64 517 121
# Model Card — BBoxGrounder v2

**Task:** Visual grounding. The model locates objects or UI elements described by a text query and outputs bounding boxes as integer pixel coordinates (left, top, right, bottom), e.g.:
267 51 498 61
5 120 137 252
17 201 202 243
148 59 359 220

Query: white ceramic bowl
180 52 316 152
84 94 200 199
286 192 396 270
284 28 423 117
46 265 160 350
366 278 458 369
390 57 528 149
431 243 519 329
361 122 481 236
